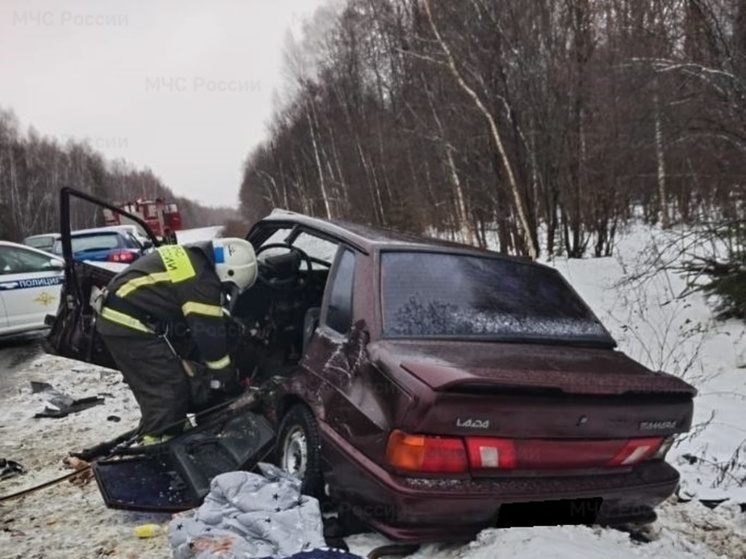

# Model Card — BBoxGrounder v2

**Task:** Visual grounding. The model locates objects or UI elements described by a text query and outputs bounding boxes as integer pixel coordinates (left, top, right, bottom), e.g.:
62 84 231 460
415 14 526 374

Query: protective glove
181 360 211 410
209 367 242 396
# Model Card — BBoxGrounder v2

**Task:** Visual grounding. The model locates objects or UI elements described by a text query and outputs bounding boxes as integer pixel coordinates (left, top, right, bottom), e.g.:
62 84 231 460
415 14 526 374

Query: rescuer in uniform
96 238 257 443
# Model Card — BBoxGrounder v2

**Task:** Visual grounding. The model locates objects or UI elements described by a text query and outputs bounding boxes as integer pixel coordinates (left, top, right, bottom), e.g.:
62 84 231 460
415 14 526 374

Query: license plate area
496 497 603 528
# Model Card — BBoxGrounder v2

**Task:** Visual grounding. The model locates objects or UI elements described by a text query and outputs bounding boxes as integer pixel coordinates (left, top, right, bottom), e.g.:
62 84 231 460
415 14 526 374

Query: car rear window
70 233 121 253
380 251 613 345
26 236 56 250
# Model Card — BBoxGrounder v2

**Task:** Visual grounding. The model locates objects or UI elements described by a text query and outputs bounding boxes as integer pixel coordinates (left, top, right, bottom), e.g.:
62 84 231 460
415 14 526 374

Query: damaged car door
275 245 401 495
44 187 161 369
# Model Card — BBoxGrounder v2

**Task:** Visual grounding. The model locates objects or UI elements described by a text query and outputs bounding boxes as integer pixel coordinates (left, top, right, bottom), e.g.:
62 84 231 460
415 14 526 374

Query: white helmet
212 238 257 292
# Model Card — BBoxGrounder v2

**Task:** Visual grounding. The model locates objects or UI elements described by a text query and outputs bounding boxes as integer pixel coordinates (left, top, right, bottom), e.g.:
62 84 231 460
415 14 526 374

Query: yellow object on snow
133 523 163 538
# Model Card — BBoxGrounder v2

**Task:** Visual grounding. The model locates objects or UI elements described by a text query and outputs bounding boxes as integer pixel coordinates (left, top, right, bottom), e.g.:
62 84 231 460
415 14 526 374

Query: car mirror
48 259 65 270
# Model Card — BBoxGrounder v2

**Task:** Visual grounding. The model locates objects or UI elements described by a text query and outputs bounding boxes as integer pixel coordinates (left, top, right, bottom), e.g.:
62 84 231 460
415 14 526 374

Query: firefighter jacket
97 243 232 372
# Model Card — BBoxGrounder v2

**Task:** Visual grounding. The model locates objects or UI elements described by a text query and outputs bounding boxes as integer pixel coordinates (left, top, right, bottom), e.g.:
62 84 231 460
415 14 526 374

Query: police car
0 240 65 337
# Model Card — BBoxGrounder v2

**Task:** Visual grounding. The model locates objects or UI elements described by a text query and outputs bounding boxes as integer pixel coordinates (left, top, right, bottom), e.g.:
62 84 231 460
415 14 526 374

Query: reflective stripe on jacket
97 244 231 371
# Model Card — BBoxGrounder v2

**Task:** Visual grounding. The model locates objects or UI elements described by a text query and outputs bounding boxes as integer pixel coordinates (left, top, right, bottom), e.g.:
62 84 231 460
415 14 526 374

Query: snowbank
551 225 746 504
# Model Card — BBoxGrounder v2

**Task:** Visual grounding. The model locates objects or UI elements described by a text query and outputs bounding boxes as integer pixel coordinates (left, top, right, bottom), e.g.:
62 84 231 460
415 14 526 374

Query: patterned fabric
168 463 352 559
272 550 363 559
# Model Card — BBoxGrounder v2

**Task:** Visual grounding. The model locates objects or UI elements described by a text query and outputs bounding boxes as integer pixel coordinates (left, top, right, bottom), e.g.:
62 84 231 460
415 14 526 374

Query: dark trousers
100 333 190 436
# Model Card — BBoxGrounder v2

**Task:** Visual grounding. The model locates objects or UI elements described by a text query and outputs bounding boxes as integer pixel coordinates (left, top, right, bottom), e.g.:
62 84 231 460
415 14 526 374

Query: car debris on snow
0 458 25 481
29 382 106 418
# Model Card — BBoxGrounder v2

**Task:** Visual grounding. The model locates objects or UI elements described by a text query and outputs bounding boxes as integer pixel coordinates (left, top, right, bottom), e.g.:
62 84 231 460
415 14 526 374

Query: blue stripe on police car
0 277 63 290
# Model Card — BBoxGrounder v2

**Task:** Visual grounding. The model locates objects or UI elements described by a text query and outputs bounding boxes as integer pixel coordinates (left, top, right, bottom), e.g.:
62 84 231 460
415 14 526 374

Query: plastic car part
34 395 105 418
92 410 274 512
387 432 665 473
106 249 138 263
608 438 663 466
385 431 469 473
651 435 676 460
0 459 26 481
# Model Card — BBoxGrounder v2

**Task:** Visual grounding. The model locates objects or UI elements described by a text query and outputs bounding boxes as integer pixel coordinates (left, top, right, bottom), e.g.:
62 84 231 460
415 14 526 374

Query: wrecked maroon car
46 189 696 543
236 212 696 542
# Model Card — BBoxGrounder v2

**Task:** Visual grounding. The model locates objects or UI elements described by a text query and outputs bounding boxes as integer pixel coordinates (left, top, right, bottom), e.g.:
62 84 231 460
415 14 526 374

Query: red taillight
467 437 664 470
466 437 517 469
386 432 663 473
107 250 137 263
385 430 468 473
607 437 663 466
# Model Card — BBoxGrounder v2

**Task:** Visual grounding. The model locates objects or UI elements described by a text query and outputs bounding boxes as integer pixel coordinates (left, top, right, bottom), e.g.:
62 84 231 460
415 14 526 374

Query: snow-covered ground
552 225 746 506
0 223 744 559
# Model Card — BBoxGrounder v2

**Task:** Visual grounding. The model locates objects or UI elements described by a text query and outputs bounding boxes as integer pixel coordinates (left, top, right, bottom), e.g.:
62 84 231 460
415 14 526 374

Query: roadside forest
241 0 746 261
0 109 236 242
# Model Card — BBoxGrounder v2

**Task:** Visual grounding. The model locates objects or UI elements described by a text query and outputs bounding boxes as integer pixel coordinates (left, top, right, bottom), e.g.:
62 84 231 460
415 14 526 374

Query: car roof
24 233 60 240
102 224 139 232
72 225 148 237
69 228 126 237
0 240 64 260
109 225 149 237
260 210 531 264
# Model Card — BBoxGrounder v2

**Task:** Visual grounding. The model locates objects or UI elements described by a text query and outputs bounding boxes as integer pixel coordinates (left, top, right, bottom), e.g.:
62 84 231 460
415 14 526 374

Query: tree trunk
307 107 332 219
654 80 669 228
423 0 539 260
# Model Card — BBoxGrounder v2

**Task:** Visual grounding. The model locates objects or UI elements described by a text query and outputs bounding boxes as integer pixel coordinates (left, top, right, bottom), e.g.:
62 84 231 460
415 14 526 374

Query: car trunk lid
372 340 695 396
370 340 695 444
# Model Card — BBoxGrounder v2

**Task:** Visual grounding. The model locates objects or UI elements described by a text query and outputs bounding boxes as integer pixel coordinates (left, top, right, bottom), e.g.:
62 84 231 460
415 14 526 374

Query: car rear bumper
321 426 678 543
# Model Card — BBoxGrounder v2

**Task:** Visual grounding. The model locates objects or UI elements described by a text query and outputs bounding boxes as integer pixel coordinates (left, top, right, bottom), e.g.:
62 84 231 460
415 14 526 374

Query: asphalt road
0 332 46 393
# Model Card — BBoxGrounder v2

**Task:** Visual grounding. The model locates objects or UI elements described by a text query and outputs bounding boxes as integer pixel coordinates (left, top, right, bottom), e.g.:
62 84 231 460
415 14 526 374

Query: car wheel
277 404 323 497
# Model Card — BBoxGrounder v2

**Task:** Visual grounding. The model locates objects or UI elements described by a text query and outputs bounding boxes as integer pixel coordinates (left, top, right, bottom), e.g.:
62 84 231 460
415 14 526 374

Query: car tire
276 404 323 497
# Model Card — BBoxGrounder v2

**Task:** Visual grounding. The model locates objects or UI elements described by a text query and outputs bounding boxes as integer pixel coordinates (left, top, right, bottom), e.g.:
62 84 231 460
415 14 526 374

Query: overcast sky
0 0 325 206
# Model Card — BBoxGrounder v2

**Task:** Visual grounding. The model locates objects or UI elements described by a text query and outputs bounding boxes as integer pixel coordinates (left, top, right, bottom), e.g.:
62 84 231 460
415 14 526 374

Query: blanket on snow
168 462 345 559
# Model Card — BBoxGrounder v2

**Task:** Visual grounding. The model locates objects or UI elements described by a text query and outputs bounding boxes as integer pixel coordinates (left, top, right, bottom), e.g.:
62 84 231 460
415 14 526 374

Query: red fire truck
103 198 182 243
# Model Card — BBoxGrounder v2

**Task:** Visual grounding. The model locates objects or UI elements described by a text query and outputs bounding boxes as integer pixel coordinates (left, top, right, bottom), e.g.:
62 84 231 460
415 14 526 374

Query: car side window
325 249 355 335
0 246 55 275
124 232 142 248
292 232 338 267
255 228 339 270
259 228 294 249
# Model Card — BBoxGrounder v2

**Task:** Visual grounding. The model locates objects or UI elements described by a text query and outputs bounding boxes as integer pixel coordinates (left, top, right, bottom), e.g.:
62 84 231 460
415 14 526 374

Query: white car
0 241 65 337
24 233 61 253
